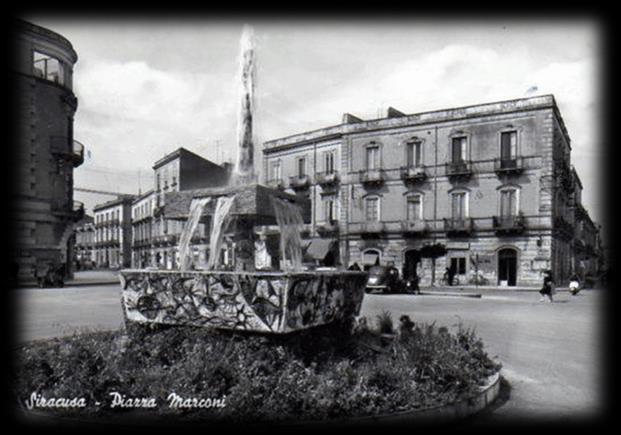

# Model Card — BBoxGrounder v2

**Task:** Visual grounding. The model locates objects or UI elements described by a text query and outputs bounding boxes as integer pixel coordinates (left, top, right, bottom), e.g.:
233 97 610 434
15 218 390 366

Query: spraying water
178 197 211 271
206 195 237 270
233 24 256 185
271 197 304 271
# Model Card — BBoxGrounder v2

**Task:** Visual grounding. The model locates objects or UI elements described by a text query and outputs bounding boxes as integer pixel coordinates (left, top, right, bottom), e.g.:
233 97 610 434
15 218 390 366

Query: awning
305 239 335 260
362 251 380 265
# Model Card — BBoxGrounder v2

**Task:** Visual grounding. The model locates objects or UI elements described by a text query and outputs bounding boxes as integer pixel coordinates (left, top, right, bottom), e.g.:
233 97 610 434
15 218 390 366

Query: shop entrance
498 248 518 286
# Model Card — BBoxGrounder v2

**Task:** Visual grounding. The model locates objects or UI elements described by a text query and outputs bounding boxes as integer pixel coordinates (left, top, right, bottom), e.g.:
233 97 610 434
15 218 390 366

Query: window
451 192 467 219
325 151 335 173
450 257 467 275
500 189 518 217
366 146 380 170
407 195 422 221
270 160 281 180
365 196 380 221
500 131 517 160
324 196 338 222
156 173 161 191
297 157 306 177
406 140 422 167
33 51 65 85
451 136 467 163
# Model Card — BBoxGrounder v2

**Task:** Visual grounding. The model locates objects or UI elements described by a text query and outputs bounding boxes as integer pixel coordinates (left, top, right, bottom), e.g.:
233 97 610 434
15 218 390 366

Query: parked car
365 265 403 294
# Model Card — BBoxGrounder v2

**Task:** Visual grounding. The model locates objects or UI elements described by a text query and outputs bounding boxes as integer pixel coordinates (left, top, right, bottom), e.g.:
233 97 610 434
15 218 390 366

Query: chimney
387 107 406 118
342 113 364 124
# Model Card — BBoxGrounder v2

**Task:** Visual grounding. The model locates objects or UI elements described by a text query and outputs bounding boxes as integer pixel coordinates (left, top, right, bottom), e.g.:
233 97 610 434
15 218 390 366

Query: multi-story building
74 215 95 267
93 196 135 269
144 148 230 269
12 19 86 281
131 190 155 269
263 95 601 287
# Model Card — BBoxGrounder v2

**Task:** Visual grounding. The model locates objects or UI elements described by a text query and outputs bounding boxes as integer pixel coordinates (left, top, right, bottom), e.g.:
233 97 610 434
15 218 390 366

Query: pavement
17 270 120 289
11 281 606 424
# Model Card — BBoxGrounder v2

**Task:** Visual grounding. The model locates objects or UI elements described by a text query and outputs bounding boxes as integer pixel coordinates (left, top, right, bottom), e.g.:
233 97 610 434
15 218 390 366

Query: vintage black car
365 265 403 294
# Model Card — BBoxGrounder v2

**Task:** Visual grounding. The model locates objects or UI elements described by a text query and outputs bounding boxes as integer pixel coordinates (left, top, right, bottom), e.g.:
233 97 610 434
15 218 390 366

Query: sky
23 16 604 231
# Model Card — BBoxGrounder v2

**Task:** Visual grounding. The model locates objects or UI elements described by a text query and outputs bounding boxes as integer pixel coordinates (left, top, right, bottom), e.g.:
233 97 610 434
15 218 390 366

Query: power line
74 187 133 197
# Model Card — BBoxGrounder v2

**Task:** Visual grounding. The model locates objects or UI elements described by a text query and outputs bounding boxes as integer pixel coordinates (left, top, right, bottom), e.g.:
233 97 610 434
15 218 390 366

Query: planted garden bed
13 314 501 425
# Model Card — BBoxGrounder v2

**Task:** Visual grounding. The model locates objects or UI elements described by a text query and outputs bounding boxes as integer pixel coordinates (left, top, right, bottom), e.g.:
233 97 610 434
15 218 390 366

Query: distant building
132 147 231 269
263 95 602 287
74 215 95 267
12 19 86 281
93 196 135 269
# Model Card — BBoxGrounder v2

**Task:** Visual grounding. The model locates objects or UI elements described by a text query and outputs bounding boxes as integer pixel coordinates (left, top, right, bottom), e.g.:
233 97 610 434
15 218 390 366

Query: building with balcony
142 148 230 269
11 19 86 282
262 95 602 287
93 196 135 269
74 215 95 268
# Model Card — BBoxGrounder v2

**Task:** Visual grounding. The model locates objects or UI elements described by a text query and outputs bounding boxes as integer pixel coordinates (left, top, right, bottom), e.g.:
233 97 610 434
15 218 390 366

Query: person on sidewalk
569 273 581 295
539 270 555 302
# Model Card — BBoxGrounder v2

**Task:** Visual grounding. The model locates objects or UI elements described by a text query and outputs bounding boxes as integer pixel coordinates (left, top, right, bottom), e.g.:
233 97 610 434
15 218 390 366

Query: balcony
288 174 311 190
400 166 427 183
266 178 285 190
153 234 178 246
50 136 85 167
72 200 85 221
316 171 339 187
492 214 525 235
401 220 429 236
316 220 339 235
494 157 524 176
444 217 474 236
359 168 385 187
361 221 386 235
446 161 473 181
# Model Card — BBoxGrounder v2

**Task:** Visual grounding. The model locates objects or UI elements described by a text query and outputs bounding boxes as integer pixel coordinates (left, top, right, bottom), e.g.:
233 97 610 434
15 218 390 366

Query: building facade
74 215 95 267
12 20 85 281
132 148 230 269
93 196 134 269
263 95 601 287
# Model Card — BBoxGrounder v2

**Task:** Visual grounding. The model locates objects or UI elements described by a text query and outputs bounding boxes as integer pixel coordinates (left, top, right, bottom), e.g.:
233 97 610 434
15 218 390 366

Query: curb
419 291 482 298
15 280 118 290
282 372 501 427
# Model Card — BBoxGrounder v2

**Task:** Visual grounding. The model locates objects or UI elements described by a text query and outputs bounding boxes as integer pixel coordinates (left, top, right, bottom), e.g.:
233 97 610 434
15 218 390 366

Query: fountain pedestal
119 183 368 334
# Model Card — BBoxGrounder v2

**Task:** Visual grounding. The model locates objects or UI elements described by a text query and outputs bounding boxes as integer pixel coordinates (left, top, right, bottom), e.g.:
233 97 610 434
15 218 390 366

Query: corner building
12 20 85 281
263 95 597 287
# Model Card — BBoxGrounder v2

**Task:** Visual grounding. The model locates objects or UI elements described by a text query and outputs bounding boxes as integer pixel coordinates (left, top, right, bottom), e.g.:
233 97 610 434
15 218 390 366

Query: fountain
118 25 367 334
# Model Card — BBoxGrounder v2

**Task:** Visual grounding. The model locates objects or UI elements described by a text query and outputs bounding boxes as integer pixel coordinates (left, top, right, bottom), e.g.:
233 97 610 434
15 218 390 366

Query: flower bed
13 316 501 425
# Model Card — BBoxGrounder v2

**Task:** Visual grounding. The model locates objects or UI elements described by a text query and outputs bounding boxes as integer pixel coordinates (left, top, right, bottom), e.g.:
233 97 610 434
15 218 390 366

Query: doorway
498 248 518 286
403 249 421 280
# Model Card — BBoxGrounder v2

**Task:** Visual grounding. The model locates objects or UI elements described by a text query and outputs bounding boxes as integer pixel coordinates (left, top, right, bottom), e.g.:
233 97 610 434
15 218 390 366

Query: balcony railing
266 178 285 190
289 174 311 190
361 221 386 234
446 161 473 180
316 220 339 235
316 171 339 187
400 165 427 183
50 136 85 167
444 217 474 236
401 220 429 235
359 168 385 187
494 157 524 176
492 214 525 235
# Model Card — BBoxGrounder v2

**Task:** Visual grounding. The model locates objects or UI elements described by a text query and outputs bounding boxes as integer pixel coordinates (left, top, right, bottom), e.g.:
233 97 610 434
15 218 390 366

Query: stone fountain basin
119 269 367 334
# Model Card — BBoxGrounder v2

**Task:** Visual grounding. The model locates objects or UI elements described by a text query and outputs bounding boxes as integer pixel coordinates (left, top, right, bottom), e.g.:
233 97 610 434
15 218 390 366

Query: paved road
13 284 605 422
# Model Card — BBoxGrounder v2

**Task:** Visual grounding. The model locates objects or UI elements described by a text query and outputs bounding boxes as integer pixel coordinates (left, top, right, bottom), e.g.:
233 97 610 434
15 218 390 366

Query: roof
93 195 136 212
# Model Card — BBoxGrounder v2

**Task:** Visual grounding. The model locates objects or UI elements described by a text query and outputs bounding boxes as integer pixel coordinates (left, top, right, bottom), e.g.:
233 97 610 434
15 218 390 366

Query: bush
13 317 501 424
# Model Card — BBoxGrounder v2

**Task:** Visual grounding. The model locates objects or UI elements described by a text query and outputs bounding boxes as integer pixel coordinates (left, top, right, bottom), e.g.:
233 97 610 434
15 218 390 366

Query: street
13 283 605 422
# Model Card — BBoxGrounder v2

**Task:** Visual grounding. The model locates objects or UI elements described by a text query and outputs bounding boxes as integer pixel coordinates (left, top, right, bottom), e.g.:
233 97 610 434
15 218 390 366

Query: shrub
13 316 501 424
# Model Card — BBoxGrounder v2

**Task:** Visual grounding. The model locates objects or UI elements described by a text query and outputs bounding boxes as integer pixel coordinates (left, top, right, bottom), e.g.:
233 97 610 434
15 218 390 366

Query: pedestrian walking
569 273 581 295
539 270 555 302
